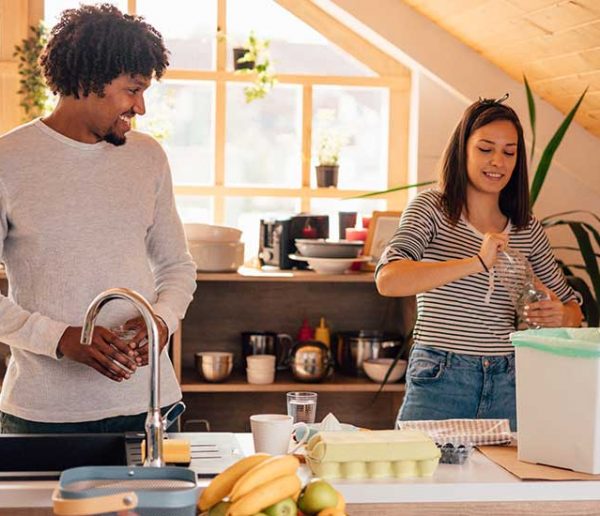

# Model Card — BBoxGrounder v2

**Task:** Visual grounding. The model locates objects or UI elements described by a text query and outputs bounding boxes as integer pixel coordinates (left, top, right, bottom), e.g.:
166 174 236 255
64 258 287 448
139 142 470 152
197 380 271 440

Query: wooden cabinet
173 269 415 432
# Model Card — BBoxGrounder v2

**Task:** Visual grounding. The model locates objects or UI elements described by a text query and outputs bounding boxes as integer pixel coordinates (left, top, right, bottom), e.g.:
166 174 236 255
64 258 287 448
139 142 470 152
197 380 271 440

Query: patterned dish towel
397 419 512 446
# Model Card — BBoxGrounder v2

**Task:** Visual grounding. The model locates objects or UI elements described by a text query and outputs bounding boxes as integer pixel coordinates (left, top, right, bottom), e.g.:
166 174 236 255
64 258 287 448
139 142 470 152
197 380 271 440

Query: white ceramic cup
246 368 275 385
250 414 309 455
247 355 276 370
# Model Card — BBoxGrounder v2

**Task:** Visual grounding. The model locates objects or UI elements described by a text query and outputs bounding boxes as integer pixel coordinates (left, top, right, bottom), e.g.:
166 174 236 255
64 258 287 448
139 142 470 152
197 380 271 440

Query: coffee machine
259 214 329 269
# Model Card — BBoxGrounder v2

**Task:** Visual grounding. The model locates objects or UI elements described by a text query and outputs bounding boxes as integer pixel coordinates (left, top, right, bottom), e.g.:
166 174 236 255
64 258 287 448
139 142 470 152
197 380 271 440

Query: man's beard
103 131 126 146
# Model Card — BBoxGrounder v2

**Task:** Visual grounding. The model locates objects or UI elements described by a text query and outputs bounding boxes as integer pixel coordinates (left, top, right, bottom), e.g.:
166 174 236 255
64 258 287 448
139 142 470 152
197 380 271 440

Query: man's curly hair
40 3 169 98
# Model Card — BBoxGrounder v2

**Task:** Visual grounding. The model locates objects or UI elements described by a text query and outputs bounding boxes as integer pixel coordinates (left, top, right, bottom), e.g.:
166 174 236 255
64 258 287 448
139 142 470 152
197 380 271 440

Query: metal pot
334 330 403 376
289 341 333 383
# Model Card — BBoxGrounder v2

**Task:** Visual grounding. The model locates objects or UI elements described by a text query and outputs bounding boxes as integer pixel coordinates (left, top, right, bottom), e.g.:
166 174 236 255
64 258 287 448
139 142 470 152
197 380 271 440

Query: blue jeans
0 406 178 434
399 345 517 431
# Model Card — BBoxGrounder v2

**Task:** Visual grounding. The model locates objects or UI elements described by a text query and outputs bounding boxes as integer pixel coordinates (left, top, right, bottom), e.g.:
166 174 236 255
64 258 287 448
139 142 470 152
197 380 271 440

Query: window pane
310 199 388 241
45 1 127 24
226 83 301 187
312 87 389 190
176 196 212 224
137 80 214 186
225 197 300 260
227 0 372 76
136 0 216 70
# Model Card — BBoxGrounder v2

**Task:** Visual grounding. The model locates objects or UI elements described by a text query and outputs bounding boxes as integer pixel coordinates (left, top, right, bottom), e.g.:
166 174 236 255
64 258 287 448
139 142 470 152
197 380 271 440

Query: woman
375 97 582 430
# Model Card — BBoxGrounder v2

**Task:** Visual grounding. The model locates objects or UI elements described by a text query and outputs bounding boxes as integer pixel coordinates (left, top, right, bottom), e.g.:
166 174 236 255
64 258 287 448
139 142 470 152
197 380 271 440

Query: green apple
208 501 231 516
263 497 298 516
297 481 338 515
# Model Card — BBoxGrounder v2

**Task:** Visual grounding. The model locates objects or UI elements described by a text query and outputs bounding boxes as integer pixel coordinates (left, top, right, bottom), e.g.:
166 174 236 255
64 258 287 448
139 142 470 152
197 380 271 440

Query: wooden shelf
181 368 405 393
195 268 374 283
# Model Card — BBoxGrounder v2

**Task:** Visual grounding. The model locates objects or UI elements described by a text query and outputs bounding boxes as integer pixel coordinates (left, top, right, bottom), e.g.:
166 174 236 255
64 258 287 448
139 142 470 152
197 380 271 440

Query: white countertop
2 433 600 508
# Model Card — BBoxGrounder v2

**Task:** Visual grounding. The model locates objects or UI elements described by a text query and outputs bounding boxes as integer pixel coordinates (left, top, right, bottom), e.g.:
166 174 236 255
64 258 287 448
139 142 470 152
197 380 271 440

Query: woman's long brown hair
439 100 530 230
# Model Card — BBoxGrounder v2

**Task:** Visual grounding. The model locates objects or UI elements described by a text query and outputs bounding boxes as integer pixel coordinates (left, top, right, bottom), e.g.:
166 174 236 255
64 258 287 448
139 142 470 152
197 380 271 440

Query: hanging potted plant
233 31 277 102
314 111 348 188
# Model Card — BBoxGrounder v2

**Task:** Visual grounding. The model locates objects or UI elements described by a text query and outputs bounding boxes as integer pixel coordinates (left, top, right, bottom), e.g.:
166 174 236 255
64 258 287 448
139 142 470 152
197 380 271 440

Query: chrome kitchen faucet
81 288 166 467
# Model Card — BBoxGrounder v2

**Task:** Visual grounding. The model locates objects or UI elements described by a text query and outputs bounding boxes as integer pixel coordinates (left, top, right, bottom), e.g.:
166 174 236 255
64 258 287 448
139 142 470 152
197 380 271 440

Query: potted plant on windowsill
233 31 277 102
314 111 348 188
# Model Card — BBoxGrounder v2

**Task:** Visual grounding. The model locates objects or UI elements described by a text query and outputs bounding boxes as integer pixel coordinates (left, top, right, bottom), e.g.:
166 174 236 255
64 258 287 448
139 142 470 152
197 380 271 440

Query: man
0 4 196 433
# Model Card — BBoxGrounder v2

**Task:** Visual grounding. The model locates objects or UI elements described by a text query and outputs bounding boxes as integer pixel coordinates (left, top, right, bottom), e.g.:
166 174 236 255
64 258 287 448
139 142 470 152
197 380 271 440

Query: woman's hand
478 232 509 270
522 288 565 327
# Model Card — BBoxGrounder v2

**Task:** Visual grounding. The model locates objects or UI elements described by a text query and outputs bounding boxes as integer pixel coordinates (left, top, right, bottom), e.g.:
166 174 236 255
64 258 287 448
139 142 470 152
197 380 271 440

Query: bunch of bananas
199 454 301 516
198 454 346 516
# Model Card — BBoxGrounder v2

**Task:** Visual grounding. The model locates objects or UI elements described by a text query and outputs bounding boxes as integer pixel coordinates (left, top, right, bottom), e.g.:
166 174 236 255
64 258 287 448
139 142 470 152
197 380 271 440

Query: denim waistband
411 345 515 373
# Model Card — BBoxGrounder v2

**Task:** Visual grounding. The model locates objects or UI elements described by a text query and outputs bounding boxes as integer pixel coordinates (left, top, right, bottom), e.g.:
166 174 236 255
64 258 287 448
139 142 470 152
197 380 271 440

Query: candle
345 227 367 242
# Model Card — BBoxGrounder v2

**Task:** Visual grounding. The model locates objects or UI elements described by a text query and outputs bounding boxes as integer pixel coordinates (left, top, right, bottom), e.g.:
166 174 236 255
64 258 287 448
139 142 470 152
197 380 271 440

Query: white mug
250 414 309 455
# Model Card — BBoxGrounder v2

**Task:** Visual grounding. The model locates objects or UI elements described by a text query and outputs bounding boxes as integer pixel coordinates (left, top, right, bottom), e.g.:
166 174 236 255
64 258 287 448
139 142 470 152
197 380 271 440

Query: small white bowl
184 223 242 243
289 254 371 274
246 368 275 385
363 358 408 383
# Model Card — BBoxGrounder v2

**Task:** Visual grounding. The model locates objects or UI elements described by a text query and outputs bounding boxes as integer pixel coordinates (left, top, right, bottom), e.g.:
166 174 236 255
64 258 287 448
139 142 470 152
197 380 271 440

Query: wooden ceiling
403 0 600 138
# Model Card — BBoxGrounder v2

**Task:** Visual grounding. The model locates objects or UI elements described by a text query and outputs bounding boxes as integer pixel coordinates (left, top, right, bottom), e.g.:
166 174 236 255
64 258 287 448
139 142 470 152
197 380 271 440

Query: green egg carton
305 429 441 480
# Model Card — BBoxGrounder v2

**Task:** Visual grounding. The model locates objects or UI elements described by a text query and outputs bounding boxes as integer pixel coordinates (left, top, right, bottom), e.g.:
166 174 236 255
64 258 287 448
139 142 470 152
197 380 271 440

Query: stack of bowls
246 355 276 384
184 223 244 272
195 352 233 383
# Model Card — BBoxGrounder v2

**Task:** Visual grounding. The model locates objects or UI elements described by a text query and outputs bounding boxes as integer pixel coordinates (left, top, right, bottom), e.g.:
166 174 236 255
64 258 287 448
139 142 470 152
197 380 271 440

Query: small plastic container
436 441 474 465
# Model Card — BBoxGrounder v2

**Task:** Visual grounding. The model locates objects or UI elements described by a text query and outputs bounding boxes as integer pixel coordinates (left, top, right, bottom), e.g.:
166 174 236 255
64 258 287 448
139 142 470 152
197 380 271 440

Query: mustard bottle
314 317 331 347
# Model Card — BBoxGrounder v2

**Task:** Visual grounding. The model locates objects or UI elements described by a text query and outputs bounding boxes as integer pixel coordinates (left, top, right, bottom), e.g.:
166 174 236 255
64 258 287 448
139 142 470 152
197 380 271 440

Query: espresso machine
258 214 329 269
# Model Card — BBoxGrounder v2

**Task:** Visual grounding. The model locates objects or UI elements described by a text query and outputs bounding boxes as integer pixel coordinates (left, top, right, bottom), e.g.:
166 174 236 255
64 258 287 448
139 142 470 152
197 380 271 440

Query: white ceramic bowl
188 241 244 272
246 368 275 385
289 254 371 274
295 239 364 258
363 358 408 383
184 223 242 243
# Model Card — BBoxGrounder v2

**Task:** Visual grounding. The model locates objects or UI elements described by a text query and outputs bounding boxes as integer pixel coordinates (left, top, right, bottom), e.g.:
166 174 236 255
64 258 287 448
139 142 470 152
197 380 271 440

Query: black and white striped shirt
375 190 577 355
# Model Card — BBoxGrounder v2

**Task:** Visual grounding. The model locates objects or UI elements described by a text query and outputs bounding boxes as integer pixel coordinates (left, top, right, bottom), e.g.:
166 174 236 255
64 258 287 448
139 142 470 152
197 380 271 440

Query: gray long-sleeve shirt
0 119 197 422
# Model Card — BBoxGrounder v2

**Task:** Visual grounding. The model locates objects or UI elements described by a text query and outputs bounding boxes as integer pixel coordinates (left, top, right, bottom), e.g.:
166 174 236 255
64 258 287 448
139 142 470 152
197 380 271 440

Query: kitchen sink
0 433 141 480
0 432 244 480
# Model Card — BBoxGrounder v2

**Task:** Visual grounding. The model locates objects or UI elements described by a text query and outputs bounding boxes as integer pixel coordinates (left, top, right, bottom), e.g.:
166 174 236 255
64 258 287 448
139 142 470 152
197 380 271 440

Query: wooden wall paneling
180 280 413 371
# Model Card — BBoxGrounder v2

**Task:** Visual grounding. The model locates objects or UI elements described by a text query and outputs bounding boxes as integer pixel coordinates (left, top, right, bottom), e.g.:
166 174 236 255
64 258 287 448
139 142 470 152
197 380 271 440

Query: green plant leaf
541 210 600 225
564 275 599 326
523 75 536 165
529 87 587 207
567 222 600 312
345 180 436 199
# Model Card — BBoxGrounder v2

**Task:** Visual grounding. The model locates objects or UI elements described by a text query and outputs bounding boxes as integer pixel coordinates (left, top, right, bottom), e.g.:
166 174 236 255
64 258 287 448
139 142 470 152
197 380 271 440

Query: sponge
140 439 191 465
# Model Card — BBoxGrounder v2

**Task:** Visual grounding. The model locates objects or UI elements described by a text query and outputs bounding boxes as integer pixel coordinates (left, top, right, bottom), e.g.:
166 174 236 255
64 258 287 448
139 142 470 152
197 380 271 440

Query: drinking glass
286 391 317 424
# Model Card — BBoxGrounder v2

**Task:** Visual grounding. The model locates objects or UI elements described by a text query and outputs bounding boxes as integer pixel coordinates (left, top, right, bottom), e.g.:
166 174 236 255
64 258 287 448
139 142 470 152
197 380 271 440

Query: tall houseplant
524 76 598 325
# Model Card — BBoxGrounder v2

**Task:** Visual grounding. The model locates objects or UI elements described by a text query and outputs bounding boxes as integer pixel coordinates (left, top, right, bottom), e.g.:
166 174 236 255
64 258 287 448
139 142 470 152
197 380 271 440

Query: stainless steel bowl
195 352 233 382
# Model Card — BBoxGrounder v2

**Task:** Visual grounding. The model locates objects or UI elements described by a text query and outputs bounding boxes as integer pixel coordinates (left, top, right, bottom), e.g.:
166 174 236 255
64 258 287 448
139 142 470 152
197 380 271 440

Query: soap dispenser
314 317 331 347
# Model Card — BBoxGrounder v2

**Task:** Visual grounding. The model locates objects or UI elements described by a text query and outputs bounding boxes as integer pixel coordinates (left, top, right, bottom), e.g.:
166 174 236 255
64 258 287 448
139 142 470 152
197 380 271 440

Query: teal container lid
510 328 600 358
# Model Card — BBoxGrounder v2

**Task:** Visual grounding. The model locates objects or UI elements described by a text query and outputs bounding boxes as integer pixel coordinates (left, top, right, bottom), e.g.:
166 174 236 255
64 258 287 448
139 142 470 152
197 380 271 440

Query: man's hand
123 315 169 366
57 326 138 382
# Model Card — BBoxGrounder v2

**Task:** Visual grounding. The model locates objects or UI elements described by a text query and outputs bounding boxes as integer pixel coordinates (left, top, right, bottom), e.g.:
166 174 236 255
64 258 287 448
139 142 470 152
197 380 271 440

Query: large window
43 1 410 258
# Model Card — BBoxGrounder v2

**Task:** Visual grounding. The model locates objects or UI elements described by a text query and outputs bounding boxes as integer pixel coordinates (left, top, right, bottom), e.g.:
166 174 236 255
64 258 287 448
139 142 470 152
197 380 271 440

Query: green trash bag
510 328 600 359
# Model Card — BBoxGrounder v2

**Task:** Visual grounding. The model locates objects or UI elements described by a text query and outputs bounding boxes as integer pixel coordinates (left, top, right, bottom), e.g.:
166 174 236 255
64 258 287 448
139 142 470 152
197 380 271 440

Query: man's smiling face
83 74 151 146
